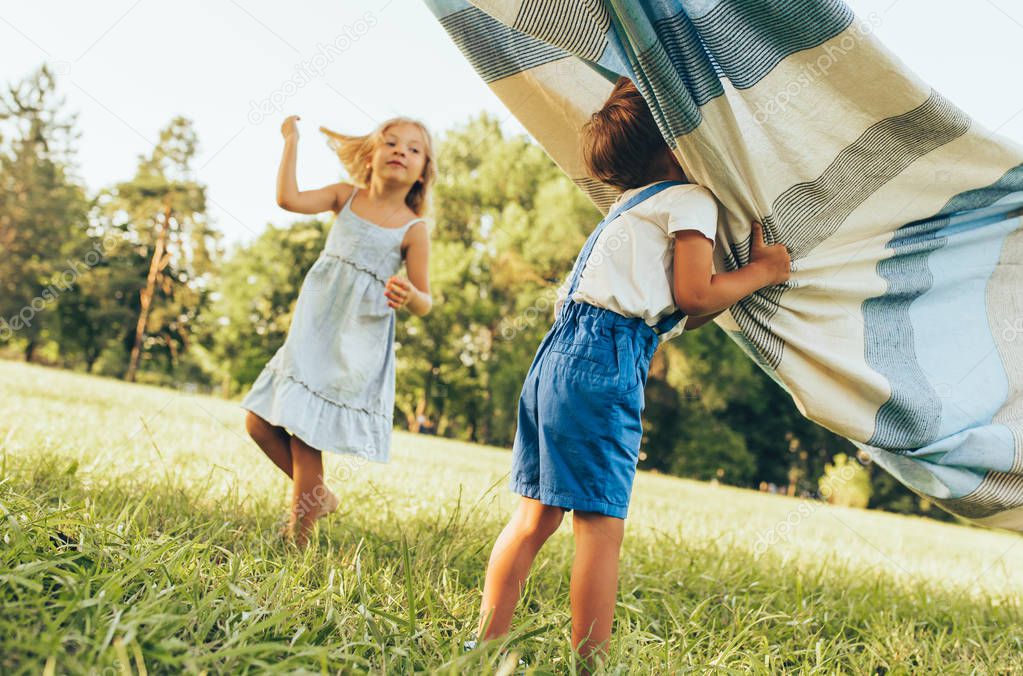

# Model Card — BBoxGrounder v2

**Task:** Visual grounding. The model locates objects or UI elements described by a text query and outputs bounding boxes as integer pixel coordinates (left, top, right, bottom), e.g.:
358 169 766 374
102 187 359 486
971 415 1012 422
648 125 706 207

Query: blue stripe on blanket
689 0 854 89
938 163 1023 215
436 5 569 83
432 0 854 107
511 0 610 63
865 193 1023 452
606 0 855 136
939 469 1023 518
768 91 971 261
717 91 970 372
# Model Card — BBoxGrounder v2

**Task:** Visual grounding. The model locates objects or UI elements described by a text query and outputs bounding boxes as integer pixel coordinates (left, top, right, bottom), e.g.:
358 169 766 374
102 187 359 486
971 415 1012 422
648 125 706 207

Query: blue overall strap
653 309 686 335
561 181 686 312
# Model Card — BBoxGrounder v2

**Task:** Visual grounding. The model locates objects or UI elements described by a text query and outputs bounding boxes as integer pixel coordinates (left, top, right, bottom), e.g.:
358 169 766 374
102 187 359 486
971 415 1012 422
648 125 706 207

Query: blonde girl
241 115 435 547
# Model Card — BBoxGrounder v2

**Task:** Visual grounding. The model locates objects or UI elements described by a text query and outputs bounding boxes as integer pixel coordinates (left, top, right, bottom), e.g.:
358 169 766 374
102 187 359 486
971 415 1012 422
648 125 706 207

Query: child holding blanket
473 78 792 669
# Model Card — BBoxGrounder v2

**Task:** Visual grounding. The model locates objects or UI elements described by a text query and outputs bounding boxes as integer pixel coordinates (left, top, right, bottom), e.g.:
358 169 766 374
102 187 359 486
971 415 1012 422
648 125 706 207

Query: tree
102 117 219 381
52 219 139 373
819 453 871 508
0 64 89 362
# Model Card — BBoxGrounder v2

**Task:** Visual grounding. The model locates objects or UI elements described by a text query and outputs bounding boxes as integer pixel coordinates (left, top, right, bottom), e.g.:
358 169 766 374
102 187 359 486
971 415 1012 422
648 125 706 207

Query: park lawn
1 358 1022 674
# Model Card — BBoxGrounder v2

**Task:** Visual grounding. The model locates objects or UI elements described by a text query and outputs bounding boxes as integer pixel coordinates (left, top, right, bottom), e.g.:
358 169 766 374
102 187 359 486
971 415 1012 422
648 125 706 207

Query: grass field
2 359 1022 674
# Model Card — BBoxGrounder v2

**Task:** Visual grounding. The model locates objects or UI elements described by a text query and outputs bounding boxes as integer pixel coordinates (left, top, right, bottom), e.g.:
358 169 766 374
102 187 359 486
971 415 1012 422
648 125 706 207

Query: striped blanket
424 0 1023 529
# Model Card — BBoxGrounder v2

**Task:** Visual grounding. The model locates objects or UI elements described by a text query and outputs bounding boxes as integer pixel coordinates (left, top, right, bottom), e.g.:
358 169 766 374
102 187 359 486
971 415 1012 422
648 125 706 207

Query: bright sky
3 1 1022 249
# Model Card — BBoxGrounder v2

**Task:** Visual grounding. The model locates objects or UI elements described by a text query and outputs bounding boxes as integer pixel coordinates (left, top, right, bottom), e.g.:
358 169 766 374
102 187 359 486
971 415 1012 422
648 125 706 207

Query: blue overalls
510 181 687 519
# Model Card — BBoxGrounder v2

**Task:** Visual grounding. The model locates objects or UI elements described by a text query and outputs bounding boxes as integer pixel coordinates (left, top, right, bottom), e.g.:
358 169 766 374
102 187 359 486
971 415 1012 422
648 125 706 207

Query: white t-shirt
555 182 718 343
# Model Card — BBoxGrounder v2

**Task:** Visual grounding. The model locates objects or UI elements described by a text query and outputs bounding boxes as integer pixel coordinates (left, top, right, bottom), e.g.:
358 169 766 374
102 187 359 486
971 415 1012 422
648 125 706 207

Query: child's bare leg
570 511 625 673
287 434 339 547
244 411 293 477
478 497 565 639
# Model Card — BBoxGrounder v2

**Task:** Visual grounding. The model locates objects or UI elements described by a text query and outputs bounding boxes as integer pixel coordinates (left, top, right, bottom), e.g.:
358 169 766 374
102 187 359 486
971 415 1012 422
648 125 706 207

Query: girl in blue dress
241 114 435 547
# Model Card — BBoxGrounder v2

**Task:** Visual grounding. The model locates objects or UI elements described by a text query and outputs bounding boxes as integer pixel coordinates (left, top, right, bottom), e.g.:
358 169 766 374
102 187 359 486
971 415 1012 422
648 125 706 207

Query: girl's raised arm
276 115 350 214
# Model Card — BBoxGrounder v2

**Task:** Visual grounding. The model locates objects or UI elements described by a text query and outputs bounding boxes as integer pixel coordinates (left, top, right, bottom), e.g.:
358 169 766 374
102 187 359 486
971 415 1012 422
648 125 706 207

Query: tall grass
2 360 1021 673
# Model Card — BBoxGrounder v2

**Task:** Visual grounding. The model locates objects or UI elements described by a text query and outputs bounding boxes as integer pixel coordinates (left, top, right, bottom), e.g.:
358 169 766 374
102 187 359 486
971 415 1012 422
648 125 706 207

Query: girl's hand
748 221 791 285
281 115 300 141
385 275 414 309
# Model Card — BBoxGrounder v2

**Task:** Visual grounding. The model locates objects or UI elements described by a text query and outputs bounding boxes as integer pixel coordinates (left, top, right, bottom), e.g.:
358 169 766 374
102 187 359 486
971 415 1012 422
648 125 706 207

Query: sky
2 0 1023 249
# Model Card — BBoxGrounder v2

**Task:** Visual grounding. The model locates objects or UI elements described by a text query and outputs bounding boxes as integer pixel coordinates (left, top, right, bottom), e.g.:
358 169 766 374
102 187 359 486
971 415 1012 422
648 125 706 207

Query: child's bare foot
313 486 339 521
282 485 339 549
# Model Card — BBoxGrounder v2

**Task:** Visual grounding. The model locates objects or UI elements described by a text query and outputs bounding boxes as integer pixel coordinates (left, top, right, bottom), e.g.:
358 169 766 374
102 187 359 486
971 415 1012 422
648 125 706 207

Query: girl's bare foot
283 485 340 548
313 486 340 521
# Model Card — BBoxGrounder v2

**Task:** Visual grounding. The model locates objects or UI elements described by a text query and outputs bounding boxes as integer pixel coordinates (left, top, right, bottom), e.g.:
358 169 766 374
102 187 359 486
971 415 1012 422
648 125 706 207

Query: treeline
0 66 217 384
0 65 946 521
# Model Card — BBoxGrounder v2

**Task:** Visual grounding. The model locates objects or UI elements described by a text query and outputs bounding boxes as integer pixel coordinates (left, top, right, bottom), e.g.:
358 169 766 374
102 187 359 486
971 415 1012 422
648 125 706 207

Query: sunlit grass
2 359 1021 673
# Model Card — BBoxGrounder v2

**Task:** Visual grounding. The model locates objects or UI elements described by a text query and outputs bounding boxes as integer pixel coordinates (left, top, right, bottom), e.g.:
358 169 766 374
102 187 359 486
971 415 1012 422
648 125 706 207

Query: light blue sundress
240 187 424 463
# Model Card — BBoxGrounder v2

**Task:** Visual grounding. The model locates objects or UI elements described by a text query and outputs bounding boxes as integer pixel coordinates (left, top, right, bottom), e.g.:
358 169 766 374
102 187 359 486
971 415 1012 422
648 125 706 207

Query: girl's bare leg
570 511 625 674
288 434 339 547
244 411 294 477
477 497 565 639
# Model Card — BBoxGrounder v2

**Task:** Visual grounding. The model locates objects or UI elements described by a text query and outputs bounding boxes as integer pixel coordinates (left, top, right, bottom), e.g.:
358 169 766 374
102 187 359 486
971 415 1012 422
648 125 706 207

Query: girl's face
371 122 428 189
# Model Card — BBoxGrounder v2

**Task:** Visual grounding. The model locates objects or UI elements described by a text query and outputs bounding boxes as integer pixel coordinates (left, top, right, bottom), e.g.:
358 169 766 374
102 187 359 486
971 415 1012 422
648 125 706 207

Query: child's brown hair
582 77 676 190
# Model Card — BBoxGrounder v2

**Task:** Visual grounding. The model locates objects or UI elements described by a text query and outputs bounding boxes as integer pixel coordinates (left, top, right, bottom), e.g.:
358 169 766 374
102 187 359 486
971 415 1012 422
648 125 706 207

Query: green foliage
642 373 757 483
819 452 872 508
0 66 220 384
0 65 90 361
105 116 221 381
52 242 139 372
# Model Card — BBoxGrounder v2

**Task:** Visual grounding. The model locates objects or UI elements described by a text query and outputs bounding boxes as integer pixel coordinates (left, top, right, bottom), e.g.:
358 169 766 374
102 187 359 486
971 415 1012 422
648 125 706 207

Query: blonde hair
320 117 436 216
